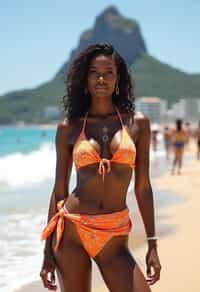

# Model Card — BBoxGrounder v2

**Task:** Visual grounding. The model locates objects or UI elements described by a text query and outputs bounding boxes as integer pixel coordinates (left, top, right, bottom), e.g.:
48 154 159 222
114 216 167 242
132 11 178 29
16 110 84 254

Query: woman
184 121 191 150
171 119 187 175
194 121 200 160
151 130 159 153
40 43 161 292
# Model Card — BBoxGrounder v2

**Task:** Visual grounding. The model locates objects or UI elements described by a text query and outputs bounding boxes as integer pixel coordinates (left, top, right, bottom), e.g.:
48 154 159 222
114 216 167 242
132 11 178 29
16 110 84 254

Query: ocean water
0 126 173 292
0 127 71 292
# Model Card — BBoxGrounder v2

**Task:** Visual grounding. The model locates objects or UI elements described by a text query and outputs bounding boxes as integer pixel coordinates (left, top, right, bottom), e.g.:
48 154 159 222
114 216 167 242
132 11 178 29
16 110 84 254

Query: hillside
132 54 200 104
0 6 199 124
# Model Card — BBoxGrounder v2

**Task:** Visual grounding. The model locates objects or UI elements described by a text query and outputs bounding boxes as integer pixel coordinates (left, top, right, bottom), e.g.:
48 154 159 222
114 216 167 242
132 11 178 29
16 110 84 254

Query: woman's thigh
53 219 92 292
175 148 184 158
94 236 151 292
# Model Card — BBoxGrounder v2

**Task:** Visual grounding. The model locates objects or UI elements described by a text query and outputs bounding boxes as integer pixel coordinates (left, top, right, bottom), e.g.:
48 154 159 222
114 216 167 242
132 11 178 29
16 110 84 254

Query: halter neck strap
114 106 124 128
81 106 124 133
81 111 89 134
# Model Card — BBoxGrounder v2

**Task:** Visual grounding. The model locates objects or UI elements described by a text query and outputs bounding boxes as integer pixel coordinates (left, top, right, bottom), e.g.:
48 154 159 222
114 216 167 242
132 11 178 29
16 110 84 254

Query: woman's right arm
40 120 73 290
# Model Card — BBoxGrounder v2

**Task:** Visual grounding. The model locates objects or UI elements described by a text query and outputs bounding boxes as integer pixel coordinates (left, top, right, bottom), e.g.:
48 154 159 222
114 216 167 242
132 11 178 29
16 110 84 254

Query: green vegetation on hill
0 77 65 124
0 54 200 124
131 54 200 105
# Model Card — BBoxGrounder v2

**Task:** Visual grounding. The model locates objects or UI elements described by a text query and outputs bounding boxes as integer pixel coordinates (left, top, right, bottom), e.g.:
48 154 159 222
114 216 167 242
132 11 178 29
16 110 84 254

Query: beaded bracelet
147 236 158 241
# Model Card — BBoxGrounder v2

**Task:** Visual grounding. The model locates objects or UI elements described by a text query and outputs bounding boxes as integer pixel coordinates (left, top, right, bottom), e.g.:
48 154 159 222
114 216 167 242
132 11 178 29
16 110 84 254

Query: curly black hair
62 43 135 120
176 119 183 131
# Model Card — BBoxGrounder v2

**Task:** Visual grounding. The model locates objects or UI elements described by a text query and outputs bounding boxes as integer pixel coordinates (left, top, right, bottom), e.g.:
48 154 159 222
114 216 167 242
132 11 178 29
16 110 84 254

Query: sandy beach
150 158 200 292
15 148 200 292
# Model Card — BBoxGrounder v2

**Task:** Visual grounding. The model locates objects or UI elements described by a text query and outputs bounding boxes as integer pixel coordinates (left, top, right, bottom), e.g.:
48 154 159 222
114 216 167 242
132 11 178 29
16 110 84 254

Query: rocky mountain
0 6 199 124
57 6 147 78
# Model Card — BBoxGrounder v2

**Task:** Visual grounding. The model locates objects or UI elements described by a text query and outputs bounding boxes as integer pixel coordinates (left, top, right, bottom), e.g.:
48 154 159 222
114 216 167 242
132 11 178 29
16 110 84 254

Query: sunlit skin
171 121 187 175
40 54 161 292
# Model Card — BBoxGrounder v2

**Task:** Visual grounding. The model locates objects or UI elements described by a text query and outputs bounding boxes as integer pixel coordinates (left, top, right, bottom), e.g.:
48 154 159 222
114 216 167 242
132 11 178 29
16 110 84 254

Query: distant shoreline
1 120 199 130
0 123 57 129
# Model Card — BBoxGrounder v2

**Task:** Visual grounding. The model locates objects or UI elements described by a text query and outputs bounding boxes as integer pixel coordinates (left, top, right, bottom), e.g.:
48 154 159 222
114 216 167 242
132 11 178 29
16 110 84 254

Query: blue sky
0 0 199 95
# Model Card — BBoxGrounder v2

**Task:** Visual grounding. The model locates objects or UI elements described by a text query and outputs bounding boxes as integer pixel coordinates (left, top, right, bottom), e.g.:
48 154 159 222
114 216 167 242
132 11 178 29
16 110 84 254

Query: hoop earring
115 83 119 95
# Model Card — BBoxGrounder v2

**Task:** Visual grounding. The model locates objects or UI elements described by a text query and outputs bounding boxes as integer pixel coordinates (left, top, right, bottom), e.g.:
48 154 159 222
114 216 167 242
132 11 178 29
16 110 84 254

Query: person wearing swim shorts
40 43 161 292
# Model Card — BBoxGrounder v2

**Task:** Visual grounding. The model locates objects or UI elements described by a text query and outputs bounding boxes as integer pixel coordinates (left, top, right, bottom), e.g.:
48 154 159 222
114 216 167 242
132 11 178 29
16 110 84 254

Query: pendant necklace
88 110 115 143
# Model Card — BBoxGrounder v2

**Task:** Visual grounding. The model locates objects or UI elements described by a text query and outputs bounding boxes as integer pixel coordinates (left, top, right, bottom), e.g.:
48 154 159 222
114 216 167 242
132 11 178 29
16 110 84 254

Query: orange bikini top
72 106 136 181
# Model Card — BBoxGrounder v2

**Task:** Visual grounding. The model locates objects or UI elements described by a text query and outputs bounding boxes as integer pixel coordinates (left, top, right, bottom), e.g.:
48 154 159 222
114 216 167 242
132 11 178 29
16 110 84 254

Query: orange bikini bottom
41 200 132 258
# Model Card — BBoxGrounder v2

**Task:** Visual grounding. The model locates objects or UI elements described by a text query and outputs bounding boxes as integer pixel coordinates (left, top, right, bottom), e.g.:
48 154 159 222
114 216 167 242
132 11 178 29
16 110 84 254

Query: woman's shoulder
121 110 149 123
134 112 150 129
57 118 71 131
56 118 81 147
123 111 150 141
134 111 149 121
56 118 81 138
57 117 80 130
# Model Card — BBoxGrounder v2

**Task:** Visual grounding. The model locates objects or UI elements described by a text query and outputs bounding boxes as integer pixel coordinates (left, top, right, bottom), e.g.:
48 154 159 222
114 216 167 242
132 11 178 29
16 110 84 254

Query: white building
170 98 200 120
135 97 167 122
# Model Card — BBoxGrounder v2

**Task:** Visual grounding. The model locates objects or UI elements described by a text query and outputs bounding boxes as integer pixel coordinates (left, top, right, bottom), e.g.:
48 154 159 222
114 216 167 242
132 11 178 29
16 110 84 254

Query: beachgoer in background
163 126 171 160
171 119 187 175
184 121 191 150
151 124 159 154
194 121 200 160
39 43 161 292
151 130 158 153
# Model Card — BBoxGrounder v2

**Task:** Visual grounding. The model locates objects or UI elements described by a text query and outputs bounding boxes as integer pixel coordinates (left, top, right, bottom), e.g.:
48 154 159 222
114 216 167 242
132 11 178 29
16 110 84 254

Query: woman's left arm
134 114 161 285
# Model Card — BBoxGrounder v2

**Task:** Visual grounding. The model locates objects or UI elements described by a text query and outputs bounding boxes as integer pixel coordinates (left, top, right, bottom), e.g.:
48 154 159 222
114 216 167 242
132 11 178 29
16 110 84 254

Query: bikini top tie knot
98 158 111 181
72 105 136 181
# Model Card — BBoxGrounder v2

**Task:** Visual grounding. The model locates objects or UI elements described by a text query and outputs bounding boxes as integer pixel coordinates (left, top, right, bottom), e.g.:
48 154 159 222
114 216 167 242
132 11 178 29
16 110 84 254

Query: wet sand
149 159 200 292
